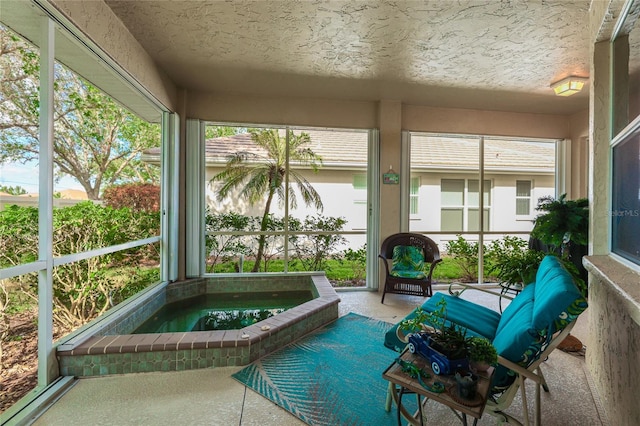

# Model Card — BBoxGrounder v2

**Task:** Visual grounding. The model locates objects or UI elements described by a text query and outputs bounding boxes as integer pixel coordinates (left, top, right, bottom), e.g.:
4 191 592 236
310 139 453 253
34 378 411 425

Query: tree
211 129 323 272
0 26 160 200
0 185 26 195
205 125 245 139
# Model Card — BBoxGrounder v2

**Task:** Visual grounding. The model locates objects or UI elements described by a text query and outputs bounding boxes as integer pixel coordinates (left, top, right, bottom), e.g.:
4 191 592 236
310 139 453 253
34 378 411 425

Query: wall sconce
550 76 588 97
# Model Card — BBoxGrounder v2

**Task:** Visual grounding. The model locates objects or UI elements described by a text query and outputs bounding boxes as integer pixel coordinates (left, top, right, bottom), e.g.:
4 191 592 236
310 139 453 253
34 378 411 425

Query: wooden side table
383 349 494 426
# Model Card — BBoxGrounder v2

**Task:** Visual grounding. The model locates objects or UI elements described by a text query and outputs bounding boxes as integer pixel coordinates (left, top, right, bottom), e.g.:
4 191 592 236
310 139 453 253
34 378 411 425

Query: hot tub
56 273 340 376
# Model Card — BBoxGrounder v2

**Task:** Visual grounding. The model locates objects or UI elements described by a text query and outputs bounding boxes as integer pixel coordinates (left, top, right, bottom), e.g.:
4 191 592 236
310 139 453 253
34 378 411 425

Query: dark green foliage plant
530 194 589 255
530 194 589 296
0 205 38 268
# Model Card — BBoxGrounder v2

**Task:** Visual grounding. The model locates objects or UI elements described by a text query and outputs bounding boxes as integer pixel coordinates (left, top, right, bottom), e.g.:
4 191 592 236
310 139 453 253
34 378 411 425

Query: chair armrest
425 258 443 281
497 356 544 385
378 254 391 275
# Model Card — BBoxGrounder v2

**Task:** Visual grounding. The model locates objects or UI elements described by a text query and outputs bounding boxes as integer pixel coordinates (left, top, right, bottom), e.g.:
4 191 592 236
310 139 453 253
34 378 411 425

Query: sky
0 160 84 194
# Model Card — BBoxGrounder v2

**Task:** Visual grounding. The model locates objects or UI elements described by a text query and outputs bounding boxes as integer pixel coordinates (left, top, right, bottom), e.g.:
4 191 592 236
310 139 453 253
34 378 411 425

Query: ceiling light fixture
550 76 588 97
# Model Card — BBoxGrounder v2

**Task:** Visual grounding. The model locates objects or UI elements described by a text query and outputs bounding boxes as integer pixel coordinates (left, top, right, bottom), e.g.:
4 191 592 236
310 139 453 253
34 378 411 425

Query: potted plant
530 194 589 296
399 299 471 374
455 369 479 400
467 336 498 372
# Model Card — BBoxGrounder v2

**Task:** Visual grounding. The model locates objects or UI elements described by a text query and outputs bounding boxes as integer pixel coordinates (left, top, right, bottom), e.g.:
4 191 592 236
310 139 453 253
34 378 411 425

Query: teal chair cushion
532 256 588 334
421 293 501 339
390 245 426 279
383 293 501 352
494 283 535 337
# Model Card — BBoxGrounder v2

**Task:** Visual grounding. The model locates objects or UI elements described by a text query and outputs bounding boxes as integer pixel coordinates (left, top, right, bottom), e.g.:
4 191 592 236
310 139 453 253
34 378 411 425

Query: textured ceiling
104 0 592 115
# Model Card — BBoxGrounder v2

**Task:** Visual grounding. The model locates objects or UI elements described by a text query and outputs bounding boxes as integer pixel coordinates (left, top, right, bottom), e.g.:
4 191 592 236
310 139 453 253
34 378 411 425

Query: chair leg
519 376 530 426
381 290 386 304
537 366 550 392
535 381 541 426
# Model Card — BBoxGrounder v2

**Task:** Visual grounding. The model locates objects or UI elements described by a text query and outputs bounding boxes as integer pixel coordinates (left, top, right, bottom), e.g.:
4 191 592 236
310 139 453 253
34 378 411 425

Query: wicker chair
378 233 442 303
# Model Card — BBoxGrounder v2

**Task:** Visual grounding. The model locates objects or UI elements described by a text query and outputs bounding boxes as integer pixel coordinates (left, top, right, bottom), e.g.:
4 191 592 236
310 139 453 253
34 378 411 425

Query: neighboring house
193 128 556 250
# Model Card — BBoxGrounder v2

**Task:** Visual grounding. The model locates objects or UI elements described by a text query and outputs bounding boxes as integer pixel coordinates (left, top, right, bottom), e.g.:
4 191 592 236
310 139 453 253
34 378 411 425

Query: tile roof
204 129 369 168
203 130 555 173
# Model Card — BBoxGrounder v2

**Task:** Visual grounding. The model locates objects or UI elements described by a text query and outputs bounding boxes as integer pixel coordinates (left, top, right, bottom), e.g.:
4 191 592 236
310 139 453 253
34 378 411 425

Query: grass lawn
209 255 487 285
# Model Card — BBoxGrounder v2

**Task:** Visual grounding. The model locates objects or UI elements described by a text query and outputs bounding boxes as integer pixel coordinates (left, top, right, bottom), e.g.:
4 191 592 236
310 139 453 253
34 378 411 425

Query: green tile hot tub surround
57 273 339 377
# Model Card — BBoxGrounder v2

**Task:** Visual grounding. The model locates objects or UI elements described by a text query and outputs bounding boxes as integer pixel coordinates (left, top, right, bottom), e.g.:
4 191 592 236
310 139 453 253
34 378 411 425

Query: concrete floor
31 287 606 426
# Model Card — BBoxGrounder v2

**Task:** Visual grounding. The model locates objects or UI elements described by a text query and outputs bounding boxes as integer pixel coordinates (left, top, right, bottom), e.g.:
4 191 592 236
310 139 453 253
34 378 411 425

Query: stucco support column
585 31 640 425
378 100 402 294
588 40 611 256
378 100 402 238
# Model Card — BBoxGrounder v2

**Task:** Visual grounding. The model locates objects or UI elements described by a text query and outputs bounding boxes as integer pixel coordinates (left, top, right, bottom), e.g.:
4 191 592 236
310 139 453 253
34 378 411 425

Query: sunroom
0 1 639 425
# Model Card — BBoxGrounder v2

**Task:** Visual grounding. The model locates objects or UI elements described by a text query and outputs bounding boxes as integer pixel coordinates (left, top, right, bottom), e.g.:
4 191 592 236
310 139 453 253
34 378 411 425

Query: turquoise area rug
232 312 401 426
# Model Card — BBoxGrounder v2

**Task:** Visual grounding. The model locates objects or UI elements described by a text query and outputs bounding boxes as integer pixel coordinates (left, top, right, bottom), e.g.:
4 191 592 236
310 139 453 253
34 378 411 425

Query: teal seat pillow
532 256 588 334
421 293 501 339
390 245 426 279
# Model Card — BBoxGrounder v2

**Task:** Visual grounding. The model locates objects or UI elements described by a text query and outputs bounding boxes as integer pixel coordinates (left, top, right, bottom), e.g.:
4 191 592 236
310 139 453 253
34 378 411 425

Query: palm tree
211 129 323 272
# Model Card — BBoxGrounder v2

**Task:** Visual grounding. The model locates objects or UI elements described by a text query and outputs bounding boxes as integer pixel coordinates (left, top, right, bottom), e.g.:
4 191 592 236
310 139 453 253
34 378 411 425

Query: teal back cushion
532 256 588 333
491 299 538 389
391 245 426 279
494 284 535 337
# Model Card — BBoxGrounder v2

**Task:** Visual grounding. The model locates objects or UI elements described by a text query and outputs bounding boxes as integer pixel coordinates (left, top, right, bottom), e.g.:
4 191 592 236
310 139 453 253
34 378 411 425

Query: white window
410 176 420 215
441 179 491 232
516 180 532 216
353 174 367 208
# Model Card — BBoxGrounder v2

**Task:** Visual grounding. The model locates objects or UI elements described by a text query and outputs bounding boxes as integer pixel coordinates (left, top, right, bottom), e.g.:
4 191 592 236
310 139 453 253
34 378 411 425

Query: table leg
416 393 424 425
385 382 393 412
398 386 405 426
393 385 425 426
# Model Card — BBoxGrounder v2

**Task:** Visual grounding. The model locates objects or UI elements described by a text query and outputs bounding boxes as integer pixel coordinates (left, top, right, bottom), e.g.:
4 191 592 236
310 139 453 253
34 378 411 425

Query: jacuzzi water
133 290 314 333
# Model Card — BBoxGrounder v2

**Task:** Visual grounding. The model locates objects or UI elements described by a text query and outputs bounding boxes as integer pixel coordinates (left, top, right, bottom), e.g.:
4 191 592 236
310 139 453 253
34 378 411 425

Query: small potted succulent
467 336 498 372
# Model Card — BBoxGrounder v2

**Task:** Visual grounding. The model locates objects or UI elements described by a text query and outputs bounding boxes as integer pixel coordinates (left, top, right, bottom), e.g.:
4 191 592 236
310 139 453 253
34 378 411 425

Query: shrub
103 183 160 213
0 203 160 329
340 244 367 282
485 236 545 285
288 215 347 271
445 235 484 282
205 210 256 272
